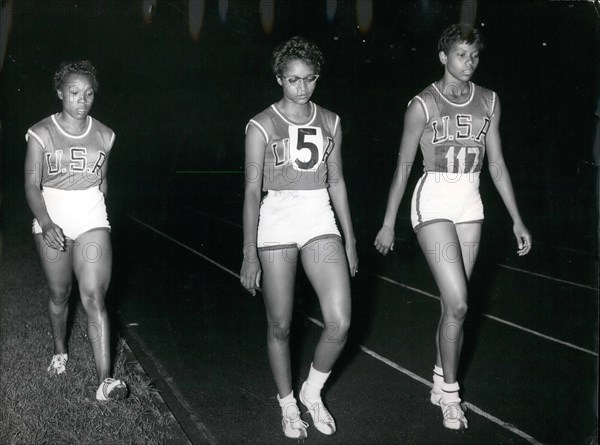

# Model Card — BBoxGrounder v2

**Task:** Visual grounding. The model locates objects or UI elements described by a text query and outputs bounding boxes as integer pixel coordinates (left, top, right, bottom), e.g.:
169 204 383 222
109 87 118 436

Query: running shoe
430 386 442 406
47 353 68 375
277 395 308 439
96 378 128 402
299 381 336 435
440 399 468 430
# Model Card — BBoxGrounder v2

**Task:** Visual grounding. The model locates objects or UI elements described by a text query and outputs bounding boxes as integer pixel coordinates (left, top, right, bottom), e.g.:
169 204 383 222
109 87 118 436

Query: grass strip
0 235 186 444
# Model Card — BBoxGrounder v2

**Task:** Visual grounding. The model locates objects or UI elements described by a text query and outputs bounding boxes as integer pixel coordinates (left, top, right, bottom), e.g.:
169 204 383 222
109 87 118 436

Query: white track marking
497 264 598 291
129 216 548 444
184 207 243 229
305 317 544 445
173 211 598 355
185 207 598 291
130 216 239 280
376 275 598 357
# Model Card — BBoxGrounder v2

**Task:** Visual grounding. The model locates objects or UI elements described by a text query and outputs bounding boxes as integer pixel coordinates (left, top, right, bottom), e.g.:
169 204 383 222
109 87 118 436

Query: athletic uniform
246 102 341 250
409 82 496 231
26 114 114 239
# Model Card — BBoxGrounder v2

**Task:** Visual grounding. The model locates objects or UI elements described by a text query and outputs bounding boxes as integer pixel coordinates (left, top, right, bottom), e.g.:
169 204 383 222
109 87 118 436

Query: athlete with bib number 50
241 36 358 439
374 24 531 430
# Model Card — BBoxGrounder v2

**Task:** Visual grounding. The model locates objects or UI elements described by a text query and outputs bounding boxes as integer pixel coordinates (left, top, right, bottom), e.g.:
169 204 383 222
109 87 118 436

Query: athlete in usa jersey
246 101 339 191
26 113 114 191
374 25 531 431
24 61 127 403
241 37 357 440
411 81 495 174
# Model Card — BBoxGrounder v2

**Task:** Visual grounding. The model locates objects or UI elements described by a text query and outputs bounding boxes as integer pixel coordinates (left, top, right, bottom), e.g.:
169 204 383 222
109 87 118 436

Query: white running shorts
32 186 110 240
411 171 484 232
257 189 341 251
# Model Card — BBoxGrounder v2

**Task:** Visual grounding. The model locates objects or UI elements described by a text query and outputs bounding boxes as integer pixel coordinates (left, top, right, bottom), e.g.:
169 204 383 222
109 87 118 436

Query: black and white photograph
0 1 598 444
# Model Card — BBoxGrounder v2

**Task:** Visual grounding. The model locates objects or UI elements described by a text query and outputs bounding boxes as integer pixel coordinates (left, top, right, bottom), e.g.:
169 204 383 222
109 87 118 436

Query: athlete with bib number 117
374 24 531 430
240 36 358 440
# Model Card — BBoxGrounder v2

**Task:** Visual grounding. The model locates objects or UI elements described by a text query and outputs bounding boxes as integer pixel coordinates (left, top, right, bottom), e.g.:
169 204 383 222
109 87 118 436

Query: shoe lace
282 403 309 430
51 354 67 368
442 401 466 422
308 400 334 424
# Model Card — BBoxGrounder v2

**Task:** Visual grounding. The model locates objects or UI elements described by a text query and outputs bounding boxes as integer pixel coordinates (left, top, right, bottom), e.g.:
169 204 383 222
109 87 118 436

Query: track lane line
184 206 599 291
129 215 545 444
376 275 598 357
130 216 239 280
496 264 598 291
307 316 544 445
138 211 598 355
176 209 598 356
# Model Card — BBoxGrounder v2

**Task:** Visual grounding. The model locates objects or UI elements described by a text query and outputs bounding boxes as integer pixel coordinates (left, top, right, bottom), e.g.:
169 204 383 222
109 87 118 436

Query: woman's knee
323 317 351 342
268 320 292 342
47 284 72 305
443 299 468 320
79 285 107 311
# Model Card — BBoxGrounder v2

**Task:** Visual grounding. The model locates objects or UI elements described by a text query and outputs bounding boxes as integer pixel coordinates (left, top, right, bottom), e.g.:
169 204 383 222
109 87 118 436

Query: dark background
1 0 598 254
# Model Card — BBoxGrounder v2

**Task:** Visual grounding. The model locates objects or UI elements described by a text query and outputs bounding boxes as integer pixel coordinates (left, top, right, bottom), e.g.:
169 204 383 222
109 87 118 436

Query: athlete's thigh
34 234 73 290
416 221 468 300
259 248 299 321
300 237 351 321
455 222 482 280
72 228 112 293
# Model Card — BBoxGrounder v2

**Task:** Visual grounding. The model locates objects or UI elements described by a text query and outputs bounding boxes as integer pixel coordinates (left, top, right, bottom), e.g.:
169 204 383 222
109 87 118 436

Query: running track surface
103 186 598 445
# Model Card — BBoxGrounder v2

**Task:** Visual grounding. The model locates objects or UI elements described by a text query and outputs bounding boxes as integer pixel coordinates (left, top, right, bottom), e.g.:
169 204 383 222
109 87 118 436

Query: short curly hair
438 24 484 54
53 60 99 92
271 36 324 76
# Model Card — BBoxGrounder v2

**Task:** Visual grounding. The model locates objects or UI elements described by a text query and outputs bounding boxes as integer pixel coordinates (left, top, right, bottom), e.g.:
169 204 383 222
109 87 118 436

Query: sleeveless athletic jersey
246 102 339 191
409 82 496 174
26 114 115 190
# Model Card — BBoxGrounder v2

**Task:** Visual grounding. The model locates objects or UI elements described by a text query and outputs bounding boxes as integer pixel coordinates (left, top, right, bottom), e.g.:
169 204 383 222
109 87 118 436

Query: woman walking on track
24 60 127 402
241 36 358 439
374 24 531 430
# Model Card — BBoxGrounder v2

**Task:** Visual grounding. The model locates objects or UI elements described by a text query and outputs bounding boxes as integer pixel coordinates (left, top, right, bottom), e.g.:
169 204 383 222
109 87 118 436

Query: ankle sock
441 381 461 403
303 363 331 402
433 365 444 387
278 391 300 419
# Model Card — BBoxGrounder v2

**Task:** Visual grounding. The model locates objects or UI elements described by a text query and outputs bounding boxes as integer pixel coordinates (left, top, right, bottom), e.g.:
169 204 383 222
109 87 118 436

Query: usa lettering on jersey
431 114 490 173
271 126 333 169
26 114 115 190
45 148 107 180
247 102 339 191
412 82 496 175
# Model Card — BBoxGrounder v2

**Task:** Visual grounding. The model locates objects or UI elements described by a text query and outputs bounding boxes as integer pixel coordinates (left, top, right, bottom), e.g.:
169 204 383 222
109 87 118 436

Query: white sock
303 363 331 402
278 391 296 407
441 381 461 403
433 365 444 391
277 391 299 419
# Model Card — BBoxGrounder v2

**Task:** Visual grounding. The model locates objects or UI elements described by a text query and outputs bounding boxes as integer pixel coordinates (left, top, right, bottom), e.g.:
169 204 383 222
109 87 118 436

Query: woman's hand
345 240 359 277
374 225 395 255
41 222 66 251
513 221 532 256
240 257 262 296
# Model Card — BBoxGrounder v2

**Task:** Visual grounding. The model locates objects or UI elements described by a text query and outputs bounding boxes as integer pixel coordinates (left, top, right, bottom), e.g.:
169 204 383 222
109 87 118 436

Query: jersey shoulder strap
246 105 278 142
473 84 497 117
313 104 340 137
90 117 116 151
408 83 440 124
25 115 55 151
